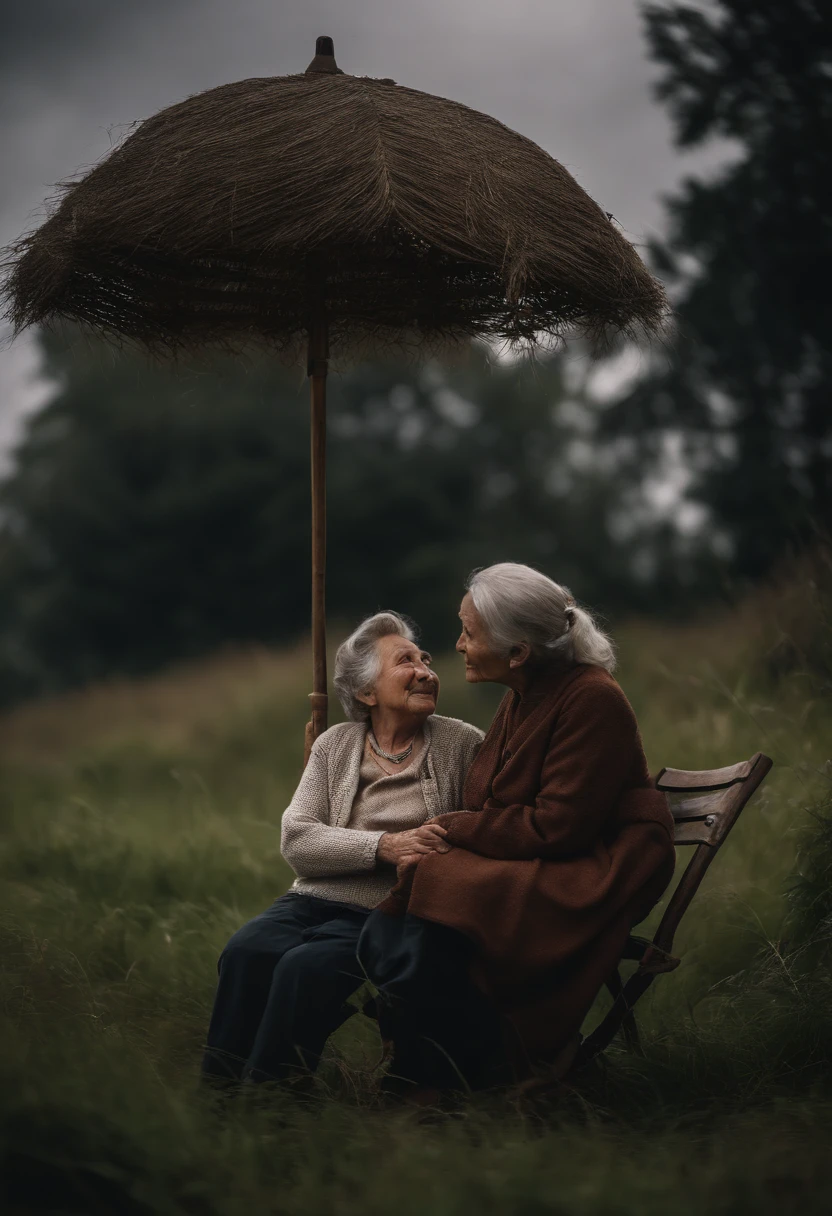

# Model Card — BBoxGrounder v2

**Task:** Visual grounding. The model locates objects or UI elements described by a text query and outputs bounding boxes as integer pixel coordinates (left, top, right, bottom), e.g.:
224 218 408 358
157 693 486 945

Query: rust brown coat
377 663 676 1072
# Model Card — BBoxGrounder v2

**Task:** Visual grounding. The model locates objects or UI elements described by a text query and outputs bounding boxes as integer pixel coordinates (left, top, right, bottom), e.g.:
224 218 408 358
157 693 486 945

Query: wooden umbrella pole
304 297 329 766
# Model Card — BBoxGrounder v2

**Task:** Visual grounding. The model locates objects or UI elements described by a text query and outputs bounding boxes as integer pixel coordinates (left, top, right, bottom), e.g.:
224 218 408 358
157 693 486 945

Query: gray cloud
3 0 124 70
1 0 189 75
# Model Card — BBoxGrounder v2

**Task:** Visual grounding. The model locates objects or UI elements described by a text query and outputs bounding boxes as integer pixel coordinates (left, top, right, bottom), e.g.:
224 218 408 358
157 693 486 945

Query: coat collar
508 661 586 723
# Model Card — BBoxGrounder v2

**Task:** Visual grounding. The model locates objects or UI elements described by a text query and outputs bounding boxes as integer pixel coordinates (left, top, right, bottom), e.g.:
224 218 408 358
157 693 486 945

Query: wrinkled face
360 634 440 719
456 593 513 684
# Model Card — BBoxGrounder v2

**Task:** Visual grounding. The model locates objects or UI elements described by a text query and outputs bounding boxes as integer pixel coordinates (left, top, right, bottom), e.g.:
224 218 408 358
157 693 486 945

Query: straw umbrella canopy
4 36 667 756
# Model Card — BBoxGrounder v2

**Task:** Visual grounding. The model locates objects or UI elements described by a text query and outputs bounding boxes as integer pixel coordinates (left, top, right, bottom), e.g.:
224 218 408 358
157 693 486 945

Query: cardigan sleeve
280 739 383 878
434 682 642 861
454 723 485 810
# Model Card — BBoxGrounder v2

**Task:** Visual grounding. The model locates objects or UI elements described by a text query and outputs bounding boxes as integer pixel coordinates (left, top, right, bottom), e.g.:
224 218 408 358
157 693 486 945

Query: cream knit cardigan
280 714 484 909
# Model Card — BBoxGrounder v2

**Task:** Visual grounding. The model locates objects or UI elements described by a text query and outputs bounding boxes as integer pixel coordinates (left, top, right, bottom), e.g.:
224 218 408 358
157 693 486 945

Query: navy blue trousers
357 909 511 1091
202 893 367 1084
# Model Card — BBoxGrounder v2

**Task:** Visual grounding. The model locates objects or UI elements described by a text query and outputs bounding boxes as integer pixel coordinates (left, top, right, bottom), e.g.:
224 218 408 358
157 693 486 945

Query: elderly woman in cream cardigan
201 611 482 1087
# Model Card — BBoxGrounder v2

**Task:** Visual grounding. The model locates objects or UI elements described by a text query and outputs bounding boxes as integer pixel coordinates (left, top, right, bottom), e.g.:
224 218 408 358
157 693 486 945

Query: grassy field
2 553 832 1215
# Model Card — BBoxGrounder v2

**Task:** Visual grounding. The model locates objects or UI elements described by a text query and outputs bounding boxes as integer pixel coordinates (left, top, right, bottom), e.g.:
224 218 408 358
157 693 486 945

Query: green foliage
605 1 832 576
786 798 832 943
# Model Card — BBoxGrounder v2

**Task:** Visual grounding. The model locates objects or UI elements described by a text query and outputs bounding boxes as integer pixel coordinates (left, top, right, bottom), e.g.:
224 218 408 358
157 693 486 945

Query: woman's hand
396 854 422 879
377 824 450 866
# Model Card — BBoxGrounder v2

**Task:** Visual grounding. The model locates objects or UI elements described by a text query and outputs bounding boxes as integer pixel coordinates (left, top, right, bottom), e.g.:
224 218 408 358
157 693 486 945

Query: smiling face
456 592 514 684
358 634 440 721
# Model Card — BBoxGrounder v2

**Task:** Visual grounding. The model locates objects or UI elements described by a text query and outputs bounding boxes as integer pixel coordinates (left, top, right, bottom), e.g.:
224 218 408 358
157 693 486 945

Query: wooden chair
572 751 774 1070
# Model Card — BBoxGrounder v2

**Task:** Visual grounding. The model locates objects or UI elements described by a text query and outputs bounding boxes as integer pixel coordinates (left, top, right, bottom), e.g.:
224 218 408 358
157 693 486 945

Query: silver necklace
368 730 416 764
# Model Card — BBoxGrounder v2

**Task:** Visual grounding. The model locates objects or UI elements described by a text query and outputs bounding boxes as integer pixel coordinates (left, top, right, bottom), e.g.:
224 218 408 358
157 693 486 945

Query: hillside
2 553 831 1214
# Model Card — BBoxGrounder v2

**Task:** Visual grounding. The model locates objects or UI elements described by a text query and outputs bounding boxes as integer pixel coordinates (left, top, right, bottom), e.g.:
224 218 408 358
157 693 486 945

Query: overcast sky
0 0 728 463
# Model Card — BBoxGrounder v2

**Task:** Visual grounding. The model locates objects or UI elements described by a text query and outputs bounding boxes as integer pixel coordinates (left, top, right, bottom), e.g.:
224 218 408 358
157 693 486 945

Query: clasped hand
377 822 451 878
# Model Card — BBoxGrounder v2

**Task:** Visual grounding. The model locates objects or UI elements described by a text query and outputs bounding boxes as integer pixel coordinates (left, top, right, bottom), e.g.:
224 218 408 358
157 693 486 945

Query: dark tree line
0 331 709 703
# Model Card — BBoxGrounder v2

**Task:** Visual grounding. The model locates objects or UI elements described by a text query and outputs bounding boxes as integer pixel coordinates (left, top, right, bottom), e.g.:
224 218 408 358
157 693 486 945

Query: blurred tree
0 328 709 702
0 334 312 693
605 0 832 577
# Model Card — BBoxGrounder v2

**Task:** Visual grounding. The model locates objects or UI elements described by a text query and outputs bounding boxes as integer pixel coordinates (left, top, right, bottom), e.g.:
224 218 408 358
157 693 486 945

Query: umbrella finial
306 36 342 74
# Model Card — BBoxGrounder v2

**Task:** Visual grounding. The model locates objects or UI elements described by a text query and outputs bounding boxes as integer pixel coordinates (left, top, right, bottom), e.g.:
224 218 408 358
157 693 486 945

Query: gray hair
466 563 616 673
333 611 418 722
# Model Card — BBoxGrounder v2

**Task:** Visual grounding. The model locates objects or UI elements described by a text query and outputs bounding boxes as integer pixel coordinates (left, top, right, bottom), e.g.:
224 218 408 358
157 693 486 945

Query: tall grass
2 553 832 1214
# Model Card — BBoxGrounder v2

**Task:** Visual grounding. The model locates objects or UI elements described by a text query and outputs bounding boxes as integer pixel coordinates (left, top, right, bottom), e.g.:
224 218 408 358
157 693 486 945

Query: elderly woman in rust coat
358 562 676 1093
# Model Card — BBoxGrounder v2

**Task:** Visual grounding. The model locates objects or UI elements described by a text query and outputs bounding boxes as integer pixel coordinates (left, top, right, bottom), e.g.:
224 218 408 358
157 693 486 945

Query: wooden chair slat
668 790 727 821
666 787 735 846
672 816 724 847
656 759 753 791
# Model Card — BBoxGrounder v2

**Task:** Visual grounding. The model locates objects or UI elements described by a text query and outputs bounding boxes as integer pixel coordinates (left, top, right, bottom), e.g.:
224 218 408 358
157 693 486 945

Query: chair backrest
650 752 773 954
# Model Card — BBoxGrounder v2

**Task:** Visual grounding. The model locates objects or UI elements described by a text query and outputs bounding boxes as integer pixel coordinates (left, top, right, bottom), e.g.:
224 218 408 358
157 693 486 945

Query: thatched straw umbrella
4 37 666 758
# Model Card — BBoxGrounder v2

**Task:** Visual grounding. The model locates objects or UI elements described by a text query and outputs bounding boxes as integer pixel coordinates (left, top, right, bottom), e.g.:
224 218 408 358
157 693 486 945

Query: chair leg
620 1010 643 1055
575 972 655 1069
605 969 643 1056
